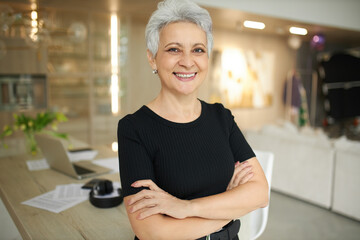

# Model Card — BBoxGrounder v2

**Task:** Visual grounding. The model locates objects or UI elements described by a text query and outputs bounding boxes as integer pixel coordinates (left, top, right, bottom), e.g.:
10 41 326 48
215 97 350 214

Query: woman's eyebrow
163 42 206 48
164 42 182 48
193 43 206 48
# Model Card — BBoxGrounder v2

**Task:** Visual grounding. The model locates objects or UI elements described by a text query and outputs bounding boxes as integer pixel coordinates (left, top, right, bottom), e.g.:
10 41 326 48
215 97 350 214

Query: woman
117 0 269 239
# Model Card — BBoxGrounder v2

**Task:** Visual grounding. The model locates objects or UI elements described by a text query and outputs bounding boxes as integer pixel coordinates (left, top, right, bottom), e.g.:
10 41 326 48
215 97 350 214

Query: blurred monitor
0 74 47 111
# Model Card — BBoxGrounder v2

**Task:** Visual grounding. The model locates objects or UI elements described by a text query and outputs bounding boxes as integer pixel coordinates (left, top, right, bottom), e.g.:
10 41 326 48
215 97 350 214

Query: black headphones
89 179 123 208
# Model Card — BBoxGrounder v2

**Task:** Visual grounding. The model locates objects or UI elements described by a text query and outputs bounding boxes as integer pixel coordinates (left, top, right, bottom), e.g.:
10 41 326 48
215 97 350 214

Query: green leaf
2 110 69 153
44 130 68 140
0 125 13 139
56 112 68 122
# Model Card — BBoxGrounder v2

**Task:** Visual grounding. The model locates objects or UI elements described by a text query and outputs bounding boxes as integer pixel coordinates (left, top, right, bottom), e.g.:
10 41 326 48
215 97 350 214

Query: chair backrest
238 150 274 240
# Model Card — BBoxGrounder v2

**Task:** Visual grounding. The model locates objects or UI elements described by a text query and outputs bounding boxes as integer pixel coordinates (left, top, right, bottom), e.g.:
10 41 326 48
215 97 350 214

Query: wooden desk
0 146 134 240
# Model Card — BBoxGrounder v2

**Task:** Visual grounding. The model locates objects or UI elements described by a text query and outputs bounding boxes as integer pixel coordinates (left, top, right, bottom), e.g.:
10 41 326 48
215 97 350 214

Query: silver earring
152 69 158 74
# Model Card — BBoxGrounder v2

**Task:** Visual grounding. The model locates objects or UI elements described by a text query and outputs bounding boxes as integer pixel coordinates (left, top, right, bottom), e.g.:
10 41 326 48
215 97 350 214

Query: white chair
238 150 274 240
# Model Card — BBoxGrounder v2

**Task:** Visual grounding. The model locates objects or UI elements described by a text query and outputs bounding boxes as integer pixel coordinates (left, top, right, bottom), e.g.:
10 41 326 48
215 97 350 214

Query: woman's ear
147 49 157 70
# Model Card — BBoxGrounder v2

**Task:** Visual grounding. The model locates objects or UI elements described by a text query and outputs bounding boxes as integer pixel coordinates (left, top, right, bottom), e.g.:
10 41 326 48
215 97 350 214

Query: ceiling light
31 10 37 20
243 20 265 30
289 27 308 35
31 3 37 10
111 14 119 114
112 142 118 152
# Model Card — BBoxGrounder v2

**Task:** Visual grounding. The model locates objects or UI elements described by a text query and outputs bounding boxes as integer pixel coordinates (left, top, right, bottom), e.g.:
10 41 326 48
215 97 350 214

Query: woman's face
148 21 209 96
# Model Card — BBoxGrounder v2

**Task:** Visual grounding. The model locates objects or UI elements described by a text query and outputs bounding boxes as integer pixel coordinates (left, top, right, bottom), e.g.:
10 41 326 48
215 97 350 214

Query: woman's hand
128 180 191 220
227 161 254 190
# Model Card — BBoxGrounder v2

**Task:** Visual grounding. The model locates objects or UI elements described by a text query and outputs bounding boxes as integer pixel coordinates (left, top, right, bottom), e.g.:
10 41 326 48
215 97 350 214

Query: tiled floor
1 191 359 240
0 198 22 240
259 191 360 240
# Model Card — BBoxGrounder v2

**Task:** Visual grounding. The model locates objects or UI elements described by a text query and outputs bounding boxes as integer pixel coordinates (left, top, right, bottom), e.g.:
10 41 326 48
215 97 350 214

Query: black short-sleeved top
117 100 255 199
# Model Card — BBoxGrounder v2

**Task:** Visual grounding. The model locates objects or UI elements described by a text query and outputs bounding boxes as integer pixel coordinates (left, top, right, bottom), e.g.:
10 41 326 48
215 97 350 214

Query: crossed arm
124 157 269 240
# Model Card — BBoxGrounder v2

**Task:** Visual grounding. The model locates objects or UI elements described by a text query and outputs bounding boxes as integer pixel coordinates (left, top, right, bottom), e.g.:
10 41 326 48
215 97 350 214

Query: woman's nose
178 52 194 68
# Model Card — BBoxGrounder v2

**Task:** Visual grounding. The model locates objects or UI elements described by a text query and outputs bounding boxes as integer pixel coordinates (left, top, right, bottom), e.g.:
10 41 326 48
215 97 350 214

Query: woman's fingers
127 189 154 205
227 161 254 190
127 180 191 220
227 161 241 190
131 179 164 192
128 179 167 205
239 172 254 184
130 196 158 213
128 189 190 219
233 165 253 184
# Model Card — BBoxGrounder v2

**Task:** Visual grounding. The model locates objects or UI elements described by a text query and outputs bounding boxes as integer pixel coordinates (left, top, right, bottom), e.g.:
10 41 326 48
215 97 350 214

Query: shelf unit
0 3 130 146
45 9 128 145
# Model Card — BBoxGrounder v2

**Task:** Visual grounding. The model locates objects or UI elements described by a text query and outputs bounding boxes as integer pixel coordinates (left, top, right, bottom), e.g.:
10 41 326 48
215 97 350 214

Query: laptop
35 134 111 179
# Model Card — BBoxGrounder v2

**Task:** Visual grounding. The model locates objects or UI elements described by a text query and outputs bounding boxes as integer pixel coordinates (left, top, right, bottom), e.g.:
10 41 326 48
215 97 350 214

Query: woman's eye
193 48 206 53
167 48 179 52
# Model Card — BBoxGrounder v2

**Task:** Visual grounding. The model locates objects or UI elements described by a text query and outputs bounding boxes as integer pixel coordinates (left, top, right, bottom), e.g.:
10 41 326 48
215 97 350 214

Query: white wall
193 0 360 32
125 20 160 114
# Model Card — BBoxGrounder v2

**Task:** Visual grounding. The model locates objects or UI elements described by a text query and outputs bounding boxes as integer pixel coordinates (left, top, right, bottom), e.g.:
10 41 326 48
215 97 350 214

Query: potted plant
0 111 69 155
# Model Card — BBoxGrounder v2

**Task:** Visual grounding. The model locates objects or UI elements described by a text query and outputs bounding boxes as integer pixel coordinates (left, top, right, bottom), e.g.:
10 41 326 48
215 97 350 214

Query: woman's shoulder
200 100 235 131
201 100 232 117
118 106 150 130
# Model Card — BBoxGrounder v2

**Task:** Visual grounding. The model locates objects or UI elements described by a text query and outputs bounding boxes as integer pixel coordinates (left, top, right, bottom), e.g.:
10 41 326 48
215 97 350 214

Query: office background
0 0 359 239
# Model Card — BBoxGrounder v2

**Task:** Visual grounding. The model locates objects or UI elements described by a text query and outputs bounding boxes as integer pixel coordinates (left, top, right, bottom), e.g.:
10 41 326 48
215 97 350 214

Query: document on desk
26 158 49 171
22 184 90 213
54 184 90 199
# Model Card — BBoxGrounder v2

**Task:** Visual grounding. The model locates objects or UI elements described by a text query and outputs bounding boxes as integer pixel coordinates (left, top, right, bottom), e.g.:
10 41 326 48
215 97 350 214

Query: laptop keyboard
73 164 94 175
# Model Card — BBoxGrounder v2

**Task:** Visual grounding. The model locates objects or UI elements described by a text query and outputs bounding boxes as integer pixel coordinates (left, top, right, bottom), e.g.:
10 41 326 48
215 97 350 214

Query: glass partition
0 3 128 146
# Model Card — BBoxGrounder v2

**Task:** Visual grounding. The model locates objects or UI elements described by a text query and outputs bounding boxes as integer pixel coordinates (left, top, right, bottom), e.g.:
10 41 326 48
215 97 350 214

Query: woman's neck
147 91 201 123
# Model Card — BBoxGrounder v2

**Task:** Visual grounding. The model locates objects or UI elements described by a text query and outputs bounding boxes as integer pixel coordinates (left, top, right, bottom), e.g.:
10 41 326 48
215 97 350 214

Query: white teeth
175 73 196 78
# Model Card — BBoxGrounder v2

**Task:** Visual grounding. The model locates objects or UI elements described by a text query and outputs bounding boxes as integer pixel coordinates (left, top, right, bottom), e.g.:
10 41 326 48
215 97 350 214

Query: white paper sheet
22 190 88 213
54 184 90 199
93 157 119 173
26 159 50 171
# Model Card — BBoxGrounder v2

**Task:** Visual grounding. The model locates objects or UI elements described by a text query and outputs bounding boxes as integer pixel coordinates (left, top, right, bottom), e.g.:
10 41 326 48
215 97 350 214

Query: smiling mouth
173 72 197 81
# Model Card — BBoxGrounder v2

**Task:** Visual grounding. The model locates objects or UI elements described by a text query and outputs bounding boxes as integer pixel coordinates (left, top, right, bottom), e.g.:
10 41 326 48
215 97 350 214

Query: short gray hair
145 0 213 58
